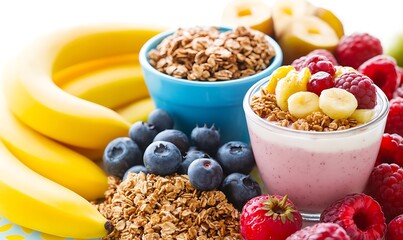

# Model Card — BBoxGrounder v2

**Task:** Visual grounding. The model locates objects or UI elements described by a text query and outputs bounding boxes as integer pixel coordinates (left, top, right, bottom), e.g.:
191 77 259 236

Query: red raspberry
366 163 403 222
358 55 400 100
393 85 403 98
307 71 335 95
291 55 307 71
385 97 403 136
308 49 339 66
336 32 383 69
286 223 350 240
334 72 377 109
303 55 336 75
320 193 386 240
386 214 403 240
240 194 302 240
375 133 403 167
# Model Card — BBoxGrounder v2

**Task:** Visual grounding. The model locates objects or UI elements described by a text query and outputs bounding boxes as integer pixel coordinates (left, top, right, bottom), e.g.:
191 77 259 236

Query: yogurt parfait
243 57 389 221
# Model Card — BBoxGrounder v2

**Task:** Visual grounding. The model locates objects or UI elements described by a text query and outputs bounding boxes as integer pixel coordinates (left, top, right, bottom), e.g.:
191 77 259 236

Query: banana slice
319 88 358 119
334 66 357 78
266 65 295 94
288 91 320 118
350 109 375 123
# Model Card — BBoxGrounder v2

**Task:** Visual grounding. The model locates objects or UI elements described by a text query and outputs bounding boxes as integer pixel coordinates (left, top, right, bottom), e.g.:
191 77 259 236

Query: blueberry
216 141 255 175
190 124 220 156
123 165 148 180
103 137 142 178
221 173 261 211
129 121 158 151
148 109 174 132
143 141 181 176
188 158 223 191
153 129 189 155
178 150 211 174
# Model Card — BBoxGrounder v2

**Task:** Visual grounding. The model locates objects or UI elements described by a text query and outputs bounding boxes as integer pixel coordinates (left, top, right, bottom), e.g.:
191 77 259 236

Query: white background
0 0 401 69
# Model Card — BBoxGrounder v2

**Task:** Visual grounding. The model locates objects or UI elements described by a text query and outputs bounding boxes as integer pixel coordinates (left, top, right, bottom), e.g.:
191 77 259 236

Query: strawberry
374 133 403 167
286 223 350 240
320 193 386 240
366 163 403 222
386 214 403 240
240 194 302 240
358 55 400 100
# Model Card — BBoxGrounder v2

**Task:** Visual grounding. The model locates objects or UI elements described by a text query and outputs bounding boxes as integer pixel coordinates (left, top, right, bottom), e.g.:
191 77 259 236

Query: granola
95 173 241 239
250 87 358 131
148 26 276 81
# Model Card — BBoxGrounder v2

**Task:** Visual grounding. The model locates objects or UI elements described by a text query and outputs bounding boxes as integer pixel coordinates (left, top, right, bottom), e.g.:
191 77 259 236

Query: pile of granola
95 173 241 239
148 26 275 81
250 87 358 131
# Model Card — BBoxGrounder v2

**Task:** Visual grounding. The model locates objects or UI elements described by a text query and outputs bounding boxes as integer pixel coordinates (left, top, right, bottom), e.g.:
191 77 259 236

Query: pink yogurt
243 80 389 221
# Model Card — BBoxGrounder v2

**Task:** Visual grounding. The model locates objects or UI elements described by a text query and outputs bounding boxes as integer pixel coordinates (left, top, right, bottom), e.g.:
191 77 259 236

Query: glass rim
243 76 390 137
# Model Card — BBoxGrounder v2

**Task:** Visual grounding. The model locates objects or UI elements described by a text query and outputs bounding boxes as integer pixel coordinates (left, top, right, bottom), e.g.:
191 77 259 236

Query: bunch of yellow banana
0 24 162 238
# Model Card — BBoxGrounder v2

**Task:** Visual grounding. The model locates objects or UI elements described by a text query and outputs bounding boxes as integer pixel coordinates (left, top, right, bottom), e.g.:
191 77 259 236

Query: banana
53 53 138 86
287 91 320 118
265 65 295 94
0 94 108 200
350 109 375 123
3 25 162 149
319 88 358 119
115 97 155 123
61 63 149 109
0 139 110 238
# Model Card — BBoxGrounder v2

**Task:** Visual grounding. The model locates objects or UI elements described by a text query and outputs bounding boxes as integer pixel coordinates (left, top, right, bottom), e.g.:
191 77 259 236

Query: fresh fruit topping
216 141 255 175
103 137 143 178
275 68 311 111
286 222 351 240
187 158 223 191
319 88 358 119
148 109 174 132
307 71 335 95
288 91 320 118
366 163 403 222
309 49 339 65
153 129 189 155
385 97 403 136
129 121 158 152
240 194 303 240
143 141 182 176
334 72 377 109
336 32 383 69
334 66 357 78
221 172 261 211
190 124 221 156
320 193 386 240
375 133 403 167
349 109 375 124
358 55 400 100
291 56 307 71
386 214 403 240
266 65 295 94
177 149 211 174
123 165 148 180
303 54 336 76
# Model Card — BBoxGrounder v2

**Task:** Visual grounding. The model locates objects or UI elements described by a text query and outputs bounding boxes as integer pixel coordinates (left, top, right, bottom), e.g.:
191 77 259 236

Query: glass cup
243 78 389 222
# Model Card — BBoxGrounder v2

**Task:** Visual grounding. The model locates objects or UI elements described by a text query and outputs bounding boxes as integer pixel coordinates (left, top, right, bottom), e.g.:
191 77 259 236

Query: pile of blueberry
103 109 262 211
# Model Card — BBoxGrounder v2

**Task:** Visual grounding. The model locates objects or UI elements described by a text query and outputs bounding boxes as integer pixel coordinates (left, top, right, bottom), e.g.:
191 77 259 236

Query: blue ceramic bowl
139 27 282 143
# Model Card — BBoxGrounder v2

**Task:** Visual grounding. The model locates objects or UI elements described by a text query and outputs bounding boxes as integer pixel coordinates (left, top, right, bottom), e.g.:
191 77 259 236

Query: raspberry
334 72 377 109
358 55 400 100
291 56 307 71
336 32 383 69
386 214 403 240
366 163 403 222
320 193 386 240
393 85 403 99
286 223 350 240
375 133 403 167
385 97 403 136
307 71 335 95
308 49 338 66
303 55 336 75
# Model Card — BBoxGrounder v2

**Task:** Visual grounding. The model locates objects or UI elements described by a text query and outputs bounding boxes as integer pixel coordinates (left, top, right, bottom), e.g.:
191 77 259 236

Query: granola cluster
148 26 275 81
250 87 358 131
95 173 241 240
